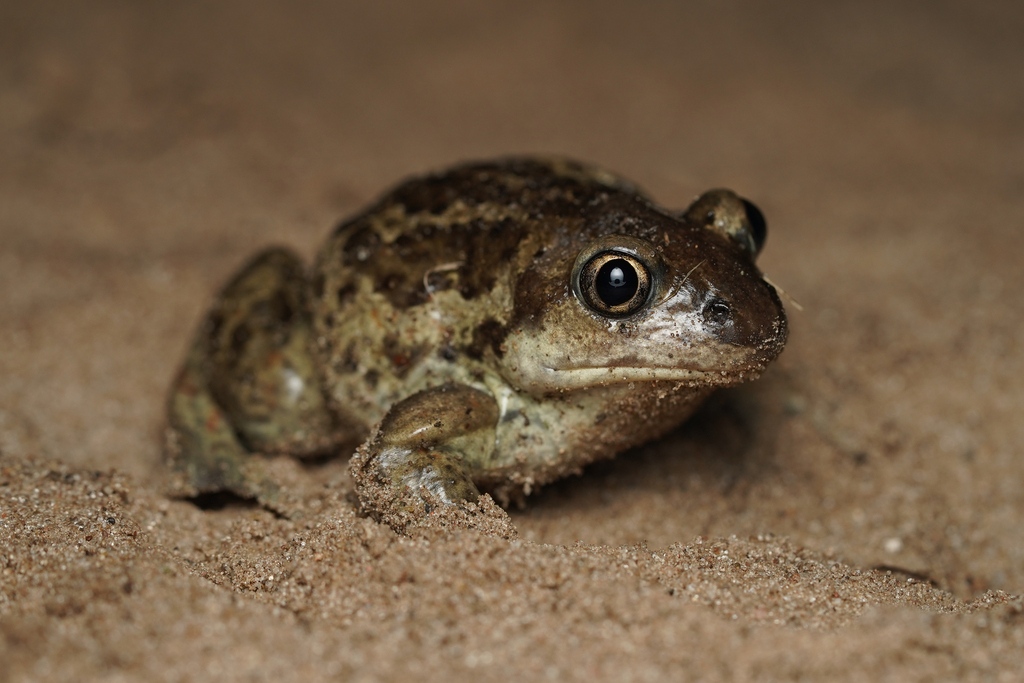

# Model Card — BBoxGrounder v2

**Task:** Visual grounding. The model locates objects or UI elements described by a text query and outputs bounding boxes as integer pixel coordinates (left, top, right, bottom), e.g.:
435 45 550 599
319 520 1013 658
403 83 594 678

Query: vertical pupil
595 258 639 306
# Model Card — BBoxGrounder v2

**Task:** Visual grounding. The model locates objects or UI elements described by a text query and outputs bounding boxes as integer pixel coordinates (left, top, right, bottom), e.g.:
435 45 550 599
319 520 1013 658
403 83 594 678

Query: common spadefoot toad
165 157 787 526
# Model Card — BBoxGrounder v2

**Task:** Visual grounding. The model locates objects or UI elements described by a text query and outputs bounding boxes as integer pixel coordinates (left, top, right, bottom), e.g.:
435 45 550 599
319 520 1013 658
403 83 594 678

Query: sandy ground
2 1 1024 680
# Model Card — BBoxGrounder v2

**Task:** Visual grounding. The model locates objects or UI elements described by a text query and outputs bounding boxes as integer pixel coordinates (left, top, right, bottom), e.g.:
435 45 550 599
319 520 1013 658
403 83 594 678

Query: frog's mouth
536 363 767 390
531 335 780 390
502 313 787 394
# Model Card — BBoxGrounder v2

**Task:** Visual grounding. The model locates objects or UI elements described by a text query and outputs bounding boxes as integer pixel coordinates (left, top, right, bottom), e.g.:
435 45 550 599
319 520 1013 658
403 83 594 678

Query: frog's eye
683 189 767 258
740 199 767 255
577 251 652 317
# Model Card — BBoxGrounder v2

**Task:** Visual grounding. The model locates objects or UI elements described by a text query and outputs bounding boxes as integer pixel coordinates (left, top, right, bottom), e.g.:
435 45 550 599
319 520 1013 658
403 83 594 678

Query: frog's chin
530 364 763 391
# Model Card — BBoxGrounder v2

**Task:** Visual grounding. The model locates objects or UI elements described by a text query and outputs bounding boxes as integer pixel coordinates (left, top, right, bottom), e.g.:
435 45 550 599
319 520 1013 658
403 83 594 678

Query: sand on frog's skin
3 1 1024 681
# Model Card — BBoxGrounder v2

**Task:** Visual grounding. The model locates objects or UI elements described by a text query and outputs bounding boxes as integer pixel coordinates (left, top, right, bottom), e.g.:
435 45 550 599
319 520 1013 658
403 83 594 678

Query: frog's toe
350 441 514 536
348 383 504 533
382 446 482 505
350 441 475 517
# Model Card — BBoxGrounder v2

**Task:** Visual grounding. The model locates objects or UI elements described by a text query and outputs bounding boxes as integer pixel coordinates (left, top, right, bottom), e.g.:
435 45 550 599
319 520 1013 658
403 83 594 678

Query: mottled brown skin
165 158 787 525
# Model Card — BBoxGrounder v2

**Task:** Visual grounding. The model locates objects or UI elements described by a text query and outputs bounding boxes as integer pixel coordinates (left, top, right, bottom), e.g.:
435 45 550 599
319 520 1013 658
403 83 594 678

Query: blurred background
1 0 1022 597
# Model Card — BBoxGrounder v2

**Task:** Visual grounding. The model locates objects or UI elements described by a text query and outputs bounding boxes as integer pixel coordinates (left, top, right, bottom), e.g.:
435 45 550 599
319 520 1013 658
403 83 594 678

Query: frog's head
501 188 788 396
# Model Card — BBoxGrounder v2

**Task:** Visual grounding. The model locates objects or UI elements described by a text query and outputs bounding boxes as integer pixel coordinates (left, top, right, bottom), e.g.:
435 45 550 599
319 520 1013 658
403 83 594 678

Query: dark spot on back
466 318 508 360
376 272 406 293
383 334 426 378
403 288 429 308
311 272 325 299
390 175 462 215
425 269 457 294
337 283 356 307
458 218 523 300
205 310 225 344
511 261 568 325
270 289 295 326
341 341 358 372
342 226 381 265
230 325 251 356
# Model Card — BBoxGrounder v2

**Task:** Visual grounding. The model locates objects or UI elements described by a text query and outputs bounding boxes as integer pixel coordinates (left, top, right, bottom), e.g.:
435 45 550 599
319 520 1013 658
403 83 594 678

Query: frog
165 157 787 528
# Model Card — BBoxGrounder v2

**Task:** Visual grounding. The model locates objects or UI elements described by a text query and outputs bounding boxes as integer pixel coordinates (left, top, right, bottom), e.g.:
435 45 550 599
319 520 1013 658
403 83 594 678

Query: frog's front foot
351 384 515 537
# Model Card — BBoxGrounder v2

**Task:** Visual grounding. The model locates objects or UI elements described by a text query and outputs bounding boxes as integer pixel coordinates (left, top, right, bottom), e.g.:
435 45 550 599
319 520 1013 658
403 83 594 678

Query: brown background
2 1 1023 680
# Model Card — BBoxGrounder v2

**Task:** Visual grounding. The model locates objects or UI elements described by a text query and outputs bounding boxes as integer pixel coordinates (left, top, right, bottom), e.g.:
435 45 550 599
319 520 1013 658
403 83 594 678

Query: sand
2 1 1023 681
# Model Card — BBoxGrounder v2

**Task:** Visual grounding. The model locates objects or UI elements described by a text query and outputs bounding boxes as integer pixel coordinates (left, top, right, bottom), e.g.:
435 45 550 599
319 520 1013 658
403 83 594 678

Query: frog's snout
740 281 789 363
697 278 788 358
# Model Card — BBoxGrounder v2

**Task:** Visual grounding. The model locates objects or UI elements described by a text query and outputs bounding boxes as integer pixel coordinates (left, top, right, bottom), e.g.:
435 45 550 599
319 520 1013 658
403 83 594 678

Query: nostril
703 298 733 326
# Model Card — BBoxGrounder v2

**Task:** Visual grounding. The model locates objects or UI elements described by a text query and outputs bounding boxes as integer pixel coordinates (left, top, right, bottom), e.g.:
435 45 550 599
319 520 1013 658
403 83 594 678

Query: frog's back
308 158 638 429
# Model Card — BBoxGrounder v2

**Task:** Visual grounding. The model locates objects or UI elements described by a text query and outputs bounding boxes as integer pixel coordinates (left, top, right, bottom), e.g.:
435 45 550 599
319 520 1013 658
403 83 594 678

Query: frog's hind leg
165 342 281 503
166 248 345 508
